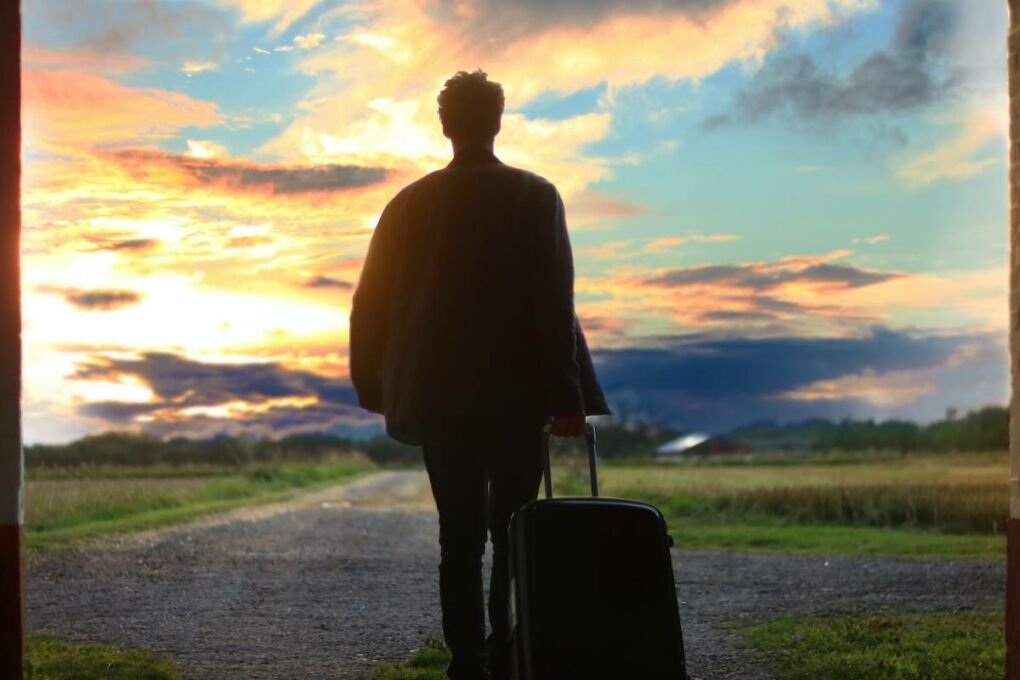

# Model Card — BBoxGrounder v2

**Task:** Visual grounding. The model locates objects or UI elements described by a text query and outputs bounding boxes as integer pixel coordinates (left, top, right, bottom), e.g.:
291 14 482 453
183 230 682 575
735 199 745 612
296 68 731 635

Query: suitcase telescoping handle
540 421 599 499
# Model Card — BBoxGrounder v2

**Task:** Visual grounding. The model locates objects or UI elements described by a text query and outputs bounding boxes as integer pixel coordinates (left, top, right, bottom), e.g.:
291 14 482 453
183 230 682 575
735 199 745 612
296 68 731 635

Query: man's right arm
531 181 585 426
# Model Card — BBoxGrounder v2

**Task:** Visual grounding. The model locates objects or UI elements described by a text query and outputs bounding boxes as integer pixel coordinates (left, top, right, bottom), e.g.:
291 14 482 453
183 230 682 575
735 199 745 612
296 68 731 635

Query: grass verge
742 610 1004 680
669 519 1004 558
27 459 375 552
355 638 449 679
551 455 1008 558
26 635 182 680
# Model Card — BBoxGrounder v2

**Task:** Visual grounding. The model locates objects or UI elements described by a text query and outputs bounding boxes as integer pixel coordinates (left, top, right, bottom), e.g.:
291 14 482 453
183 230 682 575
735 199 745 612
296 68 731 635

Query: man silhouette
349 69 611 680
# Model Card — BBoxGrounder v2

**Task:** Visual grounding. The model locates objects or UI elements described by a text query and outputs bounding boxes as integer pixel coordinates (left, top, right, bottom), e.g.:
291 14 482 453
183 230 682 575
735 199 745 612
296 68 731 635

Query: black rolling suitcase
507 422 688 680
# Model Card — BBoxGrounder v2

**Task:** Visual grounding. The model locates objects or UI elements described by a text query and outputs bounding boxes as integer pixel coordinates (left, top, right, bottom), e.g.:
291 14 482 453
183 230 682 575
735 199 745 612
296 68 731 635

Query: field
553 451 1008 558
25 447 1007 679
358 450 1008 679
25 457 376 552
26 449 1007 557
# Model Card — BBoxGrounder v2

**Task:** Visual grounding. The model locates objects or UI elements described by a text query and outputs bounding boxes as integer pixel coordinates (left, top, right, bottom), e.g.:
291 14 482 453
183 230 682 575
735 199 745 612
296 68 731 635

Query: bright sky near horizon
20 0 1010 443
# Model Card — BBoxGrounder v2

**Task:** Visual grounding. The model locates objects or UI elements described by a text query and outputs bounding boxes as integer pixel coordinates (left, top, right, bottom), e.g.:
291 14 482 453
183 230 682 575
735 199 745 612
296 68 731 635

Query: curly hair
437 69 505 142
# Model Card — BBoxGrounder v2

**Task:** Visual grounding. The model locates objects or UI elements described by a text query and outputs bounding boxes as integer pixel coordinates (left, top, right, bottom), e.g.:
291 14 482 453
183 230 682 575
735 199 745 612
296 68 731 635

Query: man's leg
423 434 491 680
485 420 545 680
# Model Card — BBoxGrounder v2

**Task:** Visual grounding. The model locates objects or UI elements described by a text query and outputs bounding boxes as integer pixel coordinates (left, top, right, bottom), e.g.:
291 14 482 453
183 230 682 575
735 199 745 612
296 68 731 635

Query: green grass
670 519 1004 558
26 459 375 552
355 638 450 680
550 454 1008 558
25 635 182 680
742 611 1004 679
27 463 243 481
359 610 1007 680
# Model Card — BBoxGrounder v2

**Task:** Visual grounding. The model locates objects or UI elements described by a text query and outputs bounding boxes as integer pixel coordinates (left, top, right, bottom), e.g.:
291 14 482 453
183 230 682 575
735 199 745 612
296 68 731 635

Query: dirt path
27 471 1005 679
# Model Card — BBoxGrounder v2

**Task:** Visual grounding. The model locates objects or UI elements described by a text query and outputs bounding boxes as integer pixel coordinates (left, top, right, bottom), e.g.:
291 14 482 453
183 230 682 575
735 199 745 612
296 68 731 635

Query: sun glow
176 396 321 420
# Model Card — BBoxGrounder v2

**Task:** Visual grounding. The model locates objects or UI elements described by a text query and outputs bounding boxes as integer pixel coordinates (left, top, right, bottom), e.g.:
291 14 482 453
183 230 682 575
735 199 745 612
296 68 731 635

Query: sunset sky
21 0 1009 443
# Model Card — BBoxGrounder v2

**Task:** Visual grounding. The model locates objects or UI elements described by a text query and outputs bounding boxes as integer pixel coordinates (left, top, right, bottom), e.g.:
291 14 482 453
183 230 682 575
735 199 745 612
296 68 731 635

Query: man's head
437 69 504 147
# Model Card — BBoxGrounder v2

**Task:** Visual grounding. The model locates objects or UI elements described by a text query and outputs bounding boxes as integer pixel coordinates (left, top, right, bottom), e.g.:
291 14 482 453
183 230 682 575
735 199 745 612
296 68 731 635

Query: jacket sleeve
349 201 397 414
532 182 585 416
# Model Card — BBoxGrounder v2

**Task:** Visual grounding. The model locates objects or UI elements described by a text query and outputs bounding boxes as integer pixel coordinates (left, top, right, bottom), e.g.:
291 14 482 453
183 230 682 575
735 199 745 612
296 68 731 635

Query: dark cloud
591 328 1007 432
94 238 159 252
894 0 956 58
79 401 162 421
67 290 142 311
643 262 897 290
72 329 1007 440
305 276 354 290
746 296 806 316
73 352 377 438
81 401 382 441
73 352 359 407
431 0 736 44
699 114 731 133
864 122 909 151
700 310 778 323
112 150 388 195
705 0 960 129
28 0 228 58
37 285 143 311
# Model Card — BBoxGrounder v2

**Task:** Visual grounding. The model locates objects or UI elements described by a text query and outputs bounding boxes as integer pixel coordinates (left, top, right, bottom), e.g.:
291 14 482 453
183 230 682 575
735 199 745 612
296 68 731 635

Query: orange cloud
22 68 222 153
572 250 1004 349
568 189 649 231
262 0 872 202
109 148 389 196
577 234 739 259
775 367 936 406
214 0 328 32
896 104 1008 186
22 47 147 73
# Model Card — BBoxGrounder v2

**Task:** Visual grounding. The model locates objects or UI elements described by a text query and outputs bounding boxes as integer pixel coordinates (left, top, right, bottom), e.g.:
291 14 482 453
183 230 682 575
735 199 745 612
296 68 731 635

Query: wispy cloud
852 234 891 245
185 139 229 159
294 32 326 49
895 106 1006 186
181 60 217 74
22 68 222 153
112 149 389 195
578 234 738 259
266 0 871 200
214 0 326 33
643 260 897 290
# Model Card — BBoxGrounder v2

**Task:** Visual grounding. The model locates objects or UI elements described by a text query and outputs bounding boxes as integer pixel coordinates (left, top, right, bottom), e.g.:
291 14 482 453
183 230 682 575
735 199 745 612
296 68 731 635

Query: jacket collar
447 147 501 168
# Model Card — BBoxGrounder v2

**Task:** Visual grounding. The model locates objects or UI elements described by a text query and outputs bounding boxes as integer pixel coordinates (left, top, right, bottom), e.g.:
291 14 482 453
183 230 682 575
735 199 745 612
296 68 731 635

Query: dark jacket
349 148 611 445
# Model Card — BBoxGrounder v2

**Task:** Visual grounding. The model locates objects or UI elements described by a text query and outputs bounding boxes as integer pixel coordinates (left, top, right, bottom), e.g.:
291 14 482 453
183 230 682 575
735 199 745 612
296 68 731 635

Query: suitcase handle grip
541 421 599 499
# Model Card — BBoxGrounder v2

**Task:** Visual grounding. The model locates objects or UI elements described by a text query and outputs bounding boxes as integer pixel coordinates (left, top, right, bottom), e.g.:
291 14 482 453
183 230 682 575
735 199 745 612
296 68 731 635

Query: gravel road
27 471 1005 680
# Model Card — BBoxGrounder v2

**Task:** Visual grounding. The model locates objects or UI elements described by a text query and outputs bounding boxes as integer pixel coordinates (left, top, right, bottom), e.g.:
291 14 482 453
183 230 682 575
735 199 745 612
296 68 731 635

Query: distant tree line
25 430 422 468
24 405 1008 468
732 406 1008 454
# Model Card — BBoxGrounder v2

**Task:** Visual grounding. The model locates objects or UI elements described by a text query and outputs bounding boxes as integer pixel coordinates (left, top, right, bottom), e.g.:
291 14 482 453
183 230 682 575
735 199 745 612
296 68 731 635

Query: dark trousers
422 416 545 680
